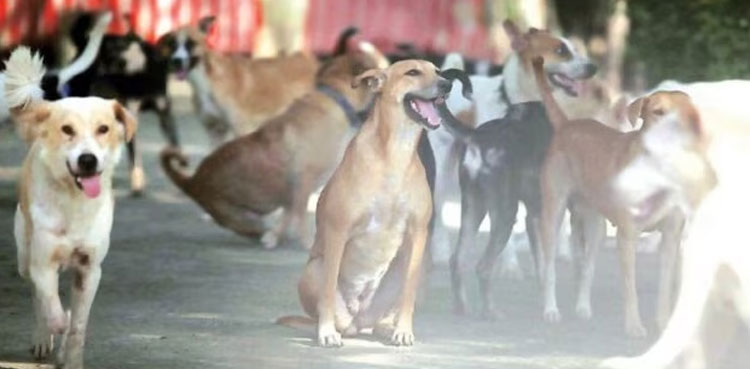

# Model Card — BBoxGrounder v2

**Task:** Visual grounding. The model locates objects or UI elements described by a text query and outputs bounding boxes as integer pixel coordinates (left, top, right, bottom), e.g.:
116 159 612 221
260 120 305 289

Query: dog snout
77 153 98 174
583 63 598 78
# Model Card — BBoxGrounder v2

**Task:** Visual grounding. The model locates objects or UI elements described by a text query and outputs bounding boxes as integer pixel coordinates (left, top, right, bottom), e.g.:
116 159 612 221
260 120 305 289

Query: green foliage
627 0 750 85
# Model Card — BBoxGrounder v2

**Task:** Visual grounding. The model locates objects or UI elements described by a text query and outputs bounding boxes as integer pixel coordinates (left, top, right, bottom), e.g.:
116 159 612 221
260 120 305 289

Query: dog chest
339 199 411 282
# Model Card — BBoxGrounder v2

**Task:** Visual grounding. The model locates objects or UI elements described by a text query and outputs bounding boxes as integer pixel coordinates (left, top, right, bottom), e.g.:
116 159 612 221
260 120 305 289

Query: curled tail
160 147 194 195
531 57 568 130
57 11 112 88
4 47 46 110
276 315 316 332
331 26 358 56
435 68 476 143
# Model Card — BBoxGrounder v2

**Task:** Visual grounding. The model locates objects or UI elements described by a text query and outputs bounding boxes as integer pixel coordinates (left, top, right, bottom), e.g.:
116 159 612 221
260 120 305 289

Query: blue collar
316 84 364 128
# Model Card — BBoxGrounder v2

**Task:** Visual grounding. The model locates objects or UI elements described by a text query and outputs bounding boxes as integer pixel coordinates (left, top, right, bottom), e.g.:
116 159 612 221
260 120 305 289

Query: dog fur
157 17 325 143
6 47 137 369
532 56 710 337
602 87 742 369
161 45 386 249
277 60 453 347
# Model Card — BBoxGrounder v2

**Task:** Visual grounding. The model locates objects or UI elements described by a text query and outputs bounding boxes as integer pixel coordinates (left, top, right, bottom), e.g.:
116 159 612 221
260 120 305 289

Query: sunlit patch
0 362 54 369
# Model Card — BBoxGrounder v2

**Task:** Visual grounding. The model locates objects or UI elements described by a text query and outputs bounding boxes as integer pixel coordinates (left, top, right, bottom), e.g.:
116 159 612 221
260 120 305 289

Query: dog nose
583 63 598 78
77 154 98 174
170 58 182 69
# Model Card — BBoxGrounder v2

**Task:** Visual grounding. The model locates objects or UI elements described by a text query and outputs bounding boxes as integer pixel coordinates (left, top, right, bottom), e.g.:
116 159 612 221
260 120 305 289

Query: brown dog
161 45 386 249
532 56 712 337
157 16 319 137
277 60 452 347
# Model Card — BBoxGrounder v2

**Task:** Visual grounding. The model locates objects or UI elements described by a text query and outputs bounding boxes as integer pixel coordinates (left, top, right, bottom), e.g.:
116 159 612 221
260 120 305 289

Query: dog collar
316 84 363 128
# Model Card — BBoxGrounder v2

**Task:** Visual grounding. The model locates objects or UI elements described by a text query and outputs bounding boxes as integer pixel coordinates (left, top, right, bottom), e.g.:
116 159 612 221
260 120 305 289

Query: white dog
7 47 137 369
602 83 746 369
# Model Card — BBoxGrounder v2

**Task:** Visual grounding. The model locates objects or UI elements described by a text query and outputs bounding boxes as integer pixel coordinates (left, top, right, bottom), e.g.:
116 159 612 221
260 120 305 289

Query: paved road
0 102 744 369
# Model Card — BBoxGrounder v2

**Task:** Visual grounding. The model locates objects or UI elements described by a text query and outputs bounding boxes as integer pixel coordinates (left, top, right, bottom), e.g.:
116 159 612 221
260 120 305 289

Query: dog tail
57 11 113 88
331 26 358 56
3 47 46 110
160 147 194 195
276 315 316 332
531 57 568 130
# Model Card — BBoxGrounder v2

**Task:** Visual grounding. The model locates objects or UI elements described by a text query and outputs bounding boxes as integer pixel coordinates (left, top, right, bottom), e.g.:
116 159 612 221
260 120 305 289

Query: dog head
317 41 389 113
616 91 715 219
12 98 137 198
156 16 214 80
504 20 596 97
352 60 454 130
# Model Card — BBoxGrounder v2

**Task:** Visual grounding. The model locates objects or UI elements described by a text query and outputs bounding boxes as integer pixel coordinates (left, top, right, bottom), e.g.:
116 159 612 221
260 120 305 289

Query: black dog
438 100 552 319
67 13 176 194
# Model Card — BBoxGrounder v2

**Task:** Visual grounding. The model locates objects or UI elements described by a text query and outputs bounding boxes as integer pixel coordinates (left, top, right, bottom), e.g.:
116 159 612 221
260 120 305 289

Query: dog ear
503 20 528 51
627 97 648 128
198 16 216 34
10 102 52 143
352 69 386 92
112 101 138 142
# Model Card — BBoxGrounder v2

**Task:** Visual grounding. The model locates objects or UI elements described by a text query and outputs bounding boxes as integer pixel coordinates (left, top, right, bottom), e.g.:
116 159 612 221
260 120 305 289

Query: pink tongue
177 70 188 80
415 100 441 126
80 176 101 198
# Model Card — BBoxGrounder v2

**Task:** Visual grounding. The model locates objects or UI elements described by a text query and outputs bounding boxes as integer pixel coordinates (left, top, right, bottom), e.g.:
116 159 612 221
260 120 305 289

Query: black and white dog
66 13 178 194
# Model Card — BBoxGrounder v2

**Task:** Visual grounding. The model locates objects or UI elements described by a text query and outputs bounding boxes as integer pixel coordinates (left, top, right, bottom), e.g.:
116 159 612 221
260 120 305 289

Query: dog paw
390 328 415 346
31 329 54 360
543 308 561 323
625 320 648 338
261 232 279 249
317 326 342 348
575 303 593 320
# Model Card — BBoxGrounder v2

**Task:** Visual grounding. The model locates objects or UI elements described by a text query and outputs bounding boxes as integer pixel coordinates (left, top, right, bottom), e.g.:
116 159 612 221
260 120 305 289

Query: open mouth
67 162 102 199
548 72 583 97
404 95 445 129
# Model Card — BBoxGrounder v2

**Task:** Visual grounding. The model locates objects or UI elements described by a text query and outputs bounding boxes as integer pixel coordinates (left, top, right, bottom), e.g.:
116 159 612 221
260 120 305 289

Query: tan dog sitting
6 48 137 369
277 60 453 347
532 56 712 337
161 45 386 249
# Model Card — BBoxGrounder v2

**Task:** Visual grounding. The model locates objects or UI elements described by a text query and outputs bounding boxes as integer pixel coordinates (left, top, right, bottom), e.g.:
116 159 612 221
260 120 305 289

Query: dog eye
405 69 421 76
652 108 665 116
97 125 110 135
61 125 75 136
555 45 570 57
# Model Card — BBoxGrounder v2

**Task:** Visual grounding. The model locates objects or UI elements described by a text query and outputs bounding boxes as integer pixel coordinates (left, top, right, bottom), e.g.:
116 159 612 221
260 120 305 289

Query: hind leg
298 258 353 334
539 166 571 323
476 196 518 320
155 96 180 148
450 183 486 315
209 202 271 238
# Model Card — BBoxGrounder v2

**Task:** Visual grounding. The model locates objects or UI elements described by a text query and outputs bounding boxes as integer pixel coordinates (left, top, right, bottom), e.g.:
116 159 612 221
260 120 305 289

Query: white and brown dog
6 47 137 369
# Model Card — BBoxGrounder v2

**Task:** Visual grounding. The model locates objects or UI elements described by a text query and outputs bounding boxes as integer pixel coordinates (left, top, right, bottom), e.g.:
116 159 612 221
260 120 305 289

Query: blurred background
2 0 749 95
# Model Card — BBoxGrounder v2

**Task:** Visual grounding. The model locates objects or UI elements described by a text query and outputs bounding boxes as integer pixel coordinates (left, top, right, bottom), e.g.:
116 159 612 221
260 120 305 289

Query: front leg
58 264 102 369
316 227 348 347
617 229 647 337
391 221 429 346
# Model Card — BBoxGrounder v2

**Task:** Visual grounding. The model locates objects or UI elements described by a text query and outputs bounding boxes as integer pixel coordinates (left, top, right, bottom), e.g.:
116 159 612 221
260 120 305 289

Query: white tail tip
4 46 46 110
